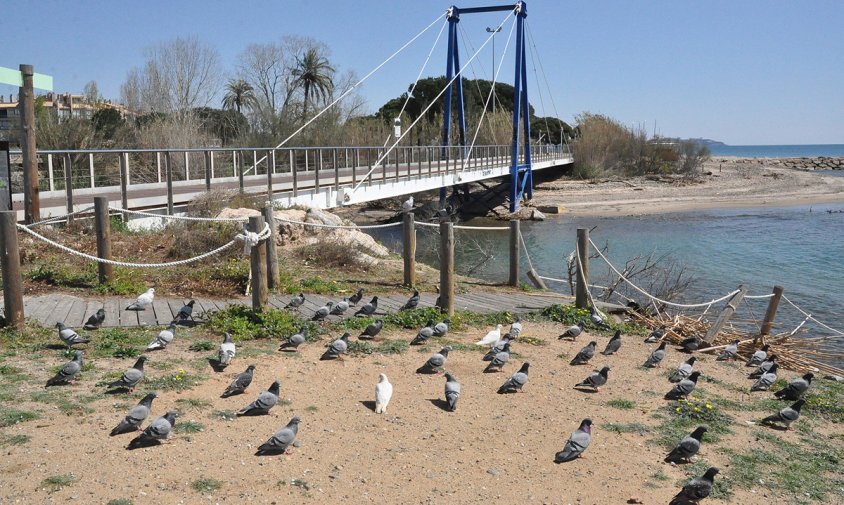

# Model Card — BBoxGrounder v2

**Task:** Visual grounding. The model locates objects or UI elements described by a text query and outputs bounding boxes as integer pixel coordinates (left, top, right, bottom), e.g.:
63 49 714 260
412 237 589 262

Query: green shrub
208 305 303 340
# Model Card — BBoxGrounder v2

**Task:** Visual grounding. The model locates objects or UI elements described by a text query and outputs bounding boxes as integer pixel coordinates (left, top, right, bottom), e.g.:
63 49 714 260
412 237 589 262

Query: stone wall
731 157 844 171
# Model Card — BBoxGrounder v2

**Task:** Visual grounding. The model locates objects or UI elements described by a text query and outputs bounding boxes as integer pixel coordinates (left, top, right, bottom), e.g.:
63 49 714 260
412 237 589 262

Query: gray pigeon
320 333 350 360
221 364 255 397
669 467 719 505
761 399 805 430
432 319 450 338
284 293 305 309
312 302 334 321
444 372 461 411
218 333 236 367
330 298 349 316
173 300 195 323
570 341 597 365
669 357 697 383
680 336 704 353
45 351 83 387
665 426 707 464
108 356 148 391
126 411 177 450
574 365 610 391
280 327 308 351
110 392 157 436
716 340 740 361
600 330 622 355
146 323 176 351
746 344 770 367
554 419 592 463
643 341 667 368
83 308 105 330
750 363 779 392
237 380 280 416
417 347 450 374
774 373 814 400
359 319 383 340
400 290 420 311
748 354 777 379
644 325 666 343
56 322 89 348
509 316 522 339
665 371 701 400
590 306 611 329
497 362 530 394
483 335 511 361
354 296 378 316
559 321 585 340
483 342 511 373
410 320 435 345
256 416 301 455
348 288 364 306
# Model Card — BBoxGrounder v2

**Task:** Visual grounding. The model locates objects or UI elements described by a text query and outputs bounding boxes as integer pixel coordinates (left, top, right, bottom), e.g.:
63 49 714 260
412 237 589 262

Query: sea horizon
708 143 844 158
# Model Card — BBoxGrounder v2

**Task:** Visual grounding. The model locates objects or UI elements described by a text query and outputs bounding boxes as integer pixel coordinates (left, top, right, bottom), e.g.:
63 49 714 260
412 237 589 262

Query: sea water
709 144 844 158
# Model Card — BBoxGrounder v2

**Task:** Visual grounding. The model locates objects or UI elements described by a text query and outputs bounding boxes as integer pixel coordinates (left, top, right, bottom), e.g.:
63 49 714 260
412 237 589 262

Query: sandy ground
2 321 840 505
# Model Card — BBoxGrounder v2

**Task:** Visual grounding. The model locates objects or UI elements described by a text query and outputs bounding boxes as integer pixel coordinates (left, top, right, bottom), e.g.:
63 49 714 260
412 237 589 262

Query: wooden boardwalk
19 291 577 329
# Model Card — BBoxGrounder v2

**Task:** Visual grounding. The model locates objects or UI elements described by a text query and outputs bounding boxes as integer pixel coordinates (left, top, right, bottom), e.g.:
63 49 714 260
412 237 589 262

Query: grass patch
107 499 134 505
145 368 204 392
804 380 844 423
346 339 408 356
208 305 304 341
191 477 222 493
603 422 650 435
175 398 212 411
188 340 215 352
0 407 39 428
92 267 147 295
0 433 31 447
336 307 514 334
0 364 29 383
305 405 318 413
26 261 96 288
605 399 636 410
90 328 150 359
40 473 76 493
651 398 732 449
174 420 205 434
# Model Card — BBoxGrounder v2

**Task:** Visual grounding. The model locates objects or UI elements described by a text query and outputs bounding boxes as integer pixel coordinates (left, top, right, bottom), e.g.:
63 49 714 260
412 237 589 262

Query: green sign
0 66 54 91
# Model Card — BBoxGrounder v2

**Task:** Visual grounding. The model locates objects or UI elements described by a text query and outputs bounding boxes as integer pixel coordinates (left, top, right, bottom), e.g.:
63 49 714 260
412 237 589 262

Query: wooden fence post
759 285 784 338
249 216 268 310
94 197 113 284
164 151 173 215
509 219 520 287
261 206 279 290
19 64 40 224
204 151 212 191
0 211 24 329
402 212 416 287
575 228 590 309
439 221 454 316
703 285 747 345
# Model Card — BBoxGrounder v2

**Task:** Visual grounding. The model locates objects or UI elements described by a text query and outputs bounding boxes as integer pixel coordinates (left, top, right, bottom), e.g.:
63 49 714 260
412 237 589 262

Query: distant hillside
686 137 726 146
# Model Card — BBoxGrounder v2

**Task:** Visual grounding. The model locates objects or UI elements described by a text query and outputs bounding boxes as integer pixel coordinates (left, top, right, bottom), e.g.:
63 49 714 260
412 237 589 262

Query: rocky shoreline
729 156 844 171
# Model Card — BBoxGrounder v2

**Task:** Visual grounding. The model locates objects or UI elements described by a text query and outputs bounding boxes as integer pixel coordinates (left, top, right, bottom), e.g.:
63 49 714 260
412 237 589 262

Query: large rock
273 209 309 245
326 229 390 258
216 208 260 220
306 208 344 227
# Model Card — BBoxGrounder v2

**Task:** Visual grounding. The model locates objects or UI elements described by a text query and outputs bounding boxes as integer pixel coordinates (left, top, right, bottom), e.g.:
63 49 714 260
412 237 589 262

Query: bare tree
83 81 100 104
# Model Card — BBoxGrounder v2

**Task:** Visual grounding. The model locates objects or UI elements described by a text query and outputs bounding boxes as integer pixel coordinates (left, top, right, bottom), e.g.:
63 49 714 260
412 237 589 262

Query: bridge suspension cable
525 21 568 147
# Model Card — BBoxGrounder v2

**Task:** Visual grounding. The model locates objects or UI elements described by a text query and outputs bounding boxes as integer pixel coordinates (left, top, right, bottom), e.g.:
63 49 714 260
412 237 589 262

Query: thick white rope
745 293 775 300
415 221 509 231
111 206 250 222
782 294 844 336
24 207 96 227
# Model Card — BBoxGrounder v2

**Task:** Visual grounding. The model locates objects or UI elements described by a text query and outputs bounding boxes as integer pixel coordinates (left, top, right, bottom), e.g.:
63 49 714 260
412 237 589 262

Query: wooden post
0 211 24 329
509 219 520 287
94 196 113 284
64 154 74 222
204 151 212 191
261 206 279 290
759 285 784 337
439 221 454 316
267 150 275 198
526 269 548 290
703 285 748 345
165 151 173 215
19 64 40 224
575 228 589 309
402 212 416 287
249 216 268 310
0 141 11 212
238 151 245 194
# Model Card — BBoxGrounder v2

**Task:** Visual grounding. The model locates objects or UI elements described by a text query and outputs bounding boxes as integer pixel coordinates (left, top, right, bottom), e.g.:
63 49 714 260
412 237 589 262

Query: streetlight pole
486 26 502 115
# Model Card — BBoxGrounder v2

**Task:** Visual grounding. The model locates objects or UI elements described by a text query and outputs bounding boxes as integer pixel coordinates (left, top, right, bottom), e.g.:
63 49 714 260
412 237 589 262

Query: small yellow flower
694 407 701 412
705 404 712 409
675 407 682 411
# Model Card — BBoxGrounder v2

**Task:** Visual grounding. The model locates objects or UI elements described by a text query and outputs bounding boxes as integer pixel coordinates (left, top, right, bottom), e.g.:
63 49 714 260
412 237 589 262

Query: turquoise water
709 144 844 158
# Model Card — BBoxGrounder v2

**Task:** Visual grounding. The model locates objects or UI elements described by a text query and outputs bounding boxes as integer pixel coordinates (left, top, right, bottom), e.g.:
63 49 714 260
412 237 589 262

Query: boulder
326 229 390 258
306 208 344 227
216 207 260 220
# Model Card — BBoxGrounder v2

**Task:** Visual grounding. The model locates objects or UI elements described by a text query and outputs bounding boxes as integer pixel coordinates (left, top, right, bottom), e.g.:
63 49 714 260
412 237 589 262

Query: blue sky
3 0 842 145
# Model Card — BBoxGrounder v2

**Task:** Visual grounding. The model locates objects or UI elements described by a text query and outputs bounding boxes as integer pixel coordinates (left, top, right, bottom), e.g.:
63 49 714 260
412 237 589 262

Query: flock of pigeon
44 286 817 503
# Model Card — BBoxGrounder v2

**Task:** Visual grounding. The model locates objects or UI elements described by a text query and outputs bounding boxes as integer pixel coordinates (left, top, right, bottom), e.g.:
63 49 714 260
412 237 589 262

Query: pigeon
644 325 666 343
45 351 83 387
570 341 597 366
746 344 770 367
279 327 308 351
330 298 350 316
110 392 157 436
444 372 461 411
126 288 155 311
375 374 393 414
774 373 814 401
483 342 511 373
432 319 450 338
108 356 148 391
669 467 719 505
476 324 503 346
748 354 778 379
312 302 334 321
665 371 701 400
410 320 435 346
509 316 523 339
56 322 89 348
237 380 280 416
402 196 414 212
483 335 511 361
590 306 611 329
574 365 610 391
83 308 105 330
643 341 667 368
680 336 704 353
670 357 697 383
284 293 305 309
665 426 707 464
173 300 195 323
354 296 378 316
348 288 364 306
750 363 779 392
360 319 383 340
554 419 592 463
256 416 301 455
400 290 420 311
126 411 177 450
221 364 255 397
218 333 236 367
417 347 451 374
716 340 740 361
600 330 622 355
559 321 585 340
145 323 176 351
320 333 350 360
761 399 805 430
497 362 530 394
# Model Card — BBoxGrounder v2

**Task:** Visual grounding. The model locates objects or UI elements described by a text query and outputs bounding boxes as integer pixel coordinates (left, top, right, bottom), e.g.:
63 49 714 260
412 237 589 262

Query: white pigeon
218 333 236 367
402 196 414 212
127 288 155 311
146 323 176 351
475 324 503 346
375 373 393 414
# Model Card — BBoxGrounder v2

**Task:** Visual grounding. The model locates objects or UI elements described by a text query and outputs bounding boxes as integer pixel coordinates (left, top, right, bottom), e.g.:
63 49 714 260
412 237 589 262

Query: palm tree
291 48 335 122
222 79 256 114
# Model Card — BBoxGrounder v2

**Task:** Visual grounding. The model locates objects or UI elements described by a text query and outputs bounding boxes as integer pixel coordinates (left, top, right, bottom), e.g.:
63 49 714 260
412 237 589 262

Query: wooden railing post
261 206 279 291
165 151 173 215
267 149 275 198
204 151 212 191
0 211 24 329
402 212 416 287
509 219 520 287
19 64 40 224
703 285 748 345
249 216 268 310
759 285 784 338
439 221 454 316
94 197 113 284
575 228 589 309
